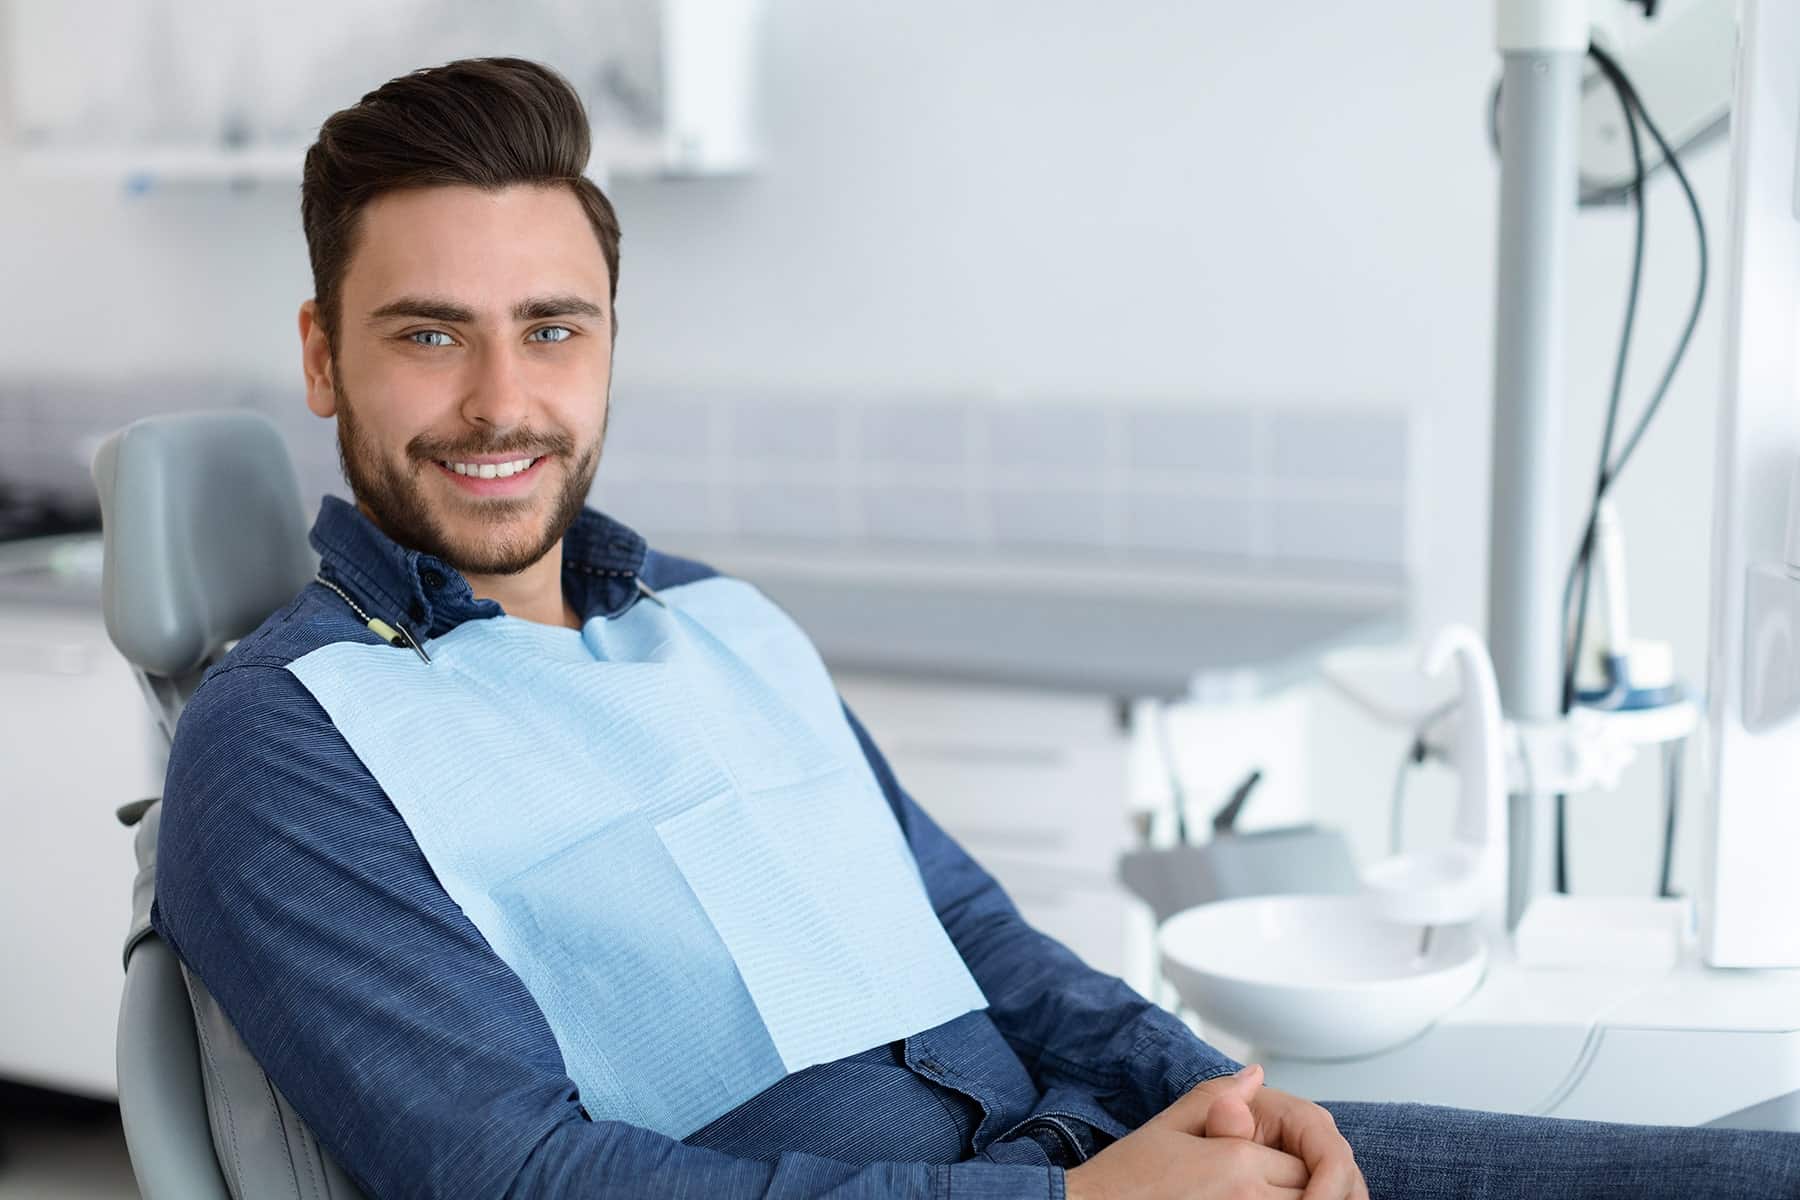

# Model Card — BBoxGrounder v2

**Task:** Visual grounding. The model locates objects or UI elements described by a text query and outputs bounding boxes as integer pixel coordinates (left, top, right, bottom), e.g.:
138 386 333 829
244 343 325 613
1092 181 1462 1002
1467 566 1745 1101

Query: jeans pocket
901 1020 1041 1151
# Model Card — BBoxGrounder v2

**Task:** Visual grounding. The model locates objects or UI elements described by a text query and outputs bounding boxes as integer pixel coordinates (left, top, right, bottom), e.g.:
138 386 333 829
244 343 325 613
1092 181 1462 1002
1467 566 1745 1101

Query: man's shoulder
220 581 389 669
157 588 405 922
170 584 382 761
639 546 722 593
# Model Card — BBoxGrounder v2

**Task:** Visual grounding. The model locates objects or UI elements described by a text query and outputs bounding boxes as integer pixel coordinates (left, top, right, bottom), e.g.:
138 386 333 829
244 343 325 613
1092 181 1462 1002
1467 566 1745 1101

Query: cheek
356 359 467 440
538 353 611 436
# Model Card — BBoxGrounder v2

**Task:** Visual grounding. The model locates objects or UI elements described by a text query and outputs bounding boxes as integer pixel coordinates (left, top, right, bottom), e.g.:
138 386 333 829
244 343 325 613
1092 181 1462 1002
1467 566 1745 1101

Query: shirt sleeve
841 703 1243 1131
153 660 1063 1200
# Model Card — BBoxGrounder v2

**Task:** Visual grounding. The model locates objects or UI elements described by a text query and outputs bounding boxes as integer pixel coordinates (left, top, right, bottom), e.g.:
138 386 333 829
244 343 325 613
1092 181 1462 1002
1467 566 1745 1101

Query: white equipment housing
1253 0 1800 1130
1700 0 1800 969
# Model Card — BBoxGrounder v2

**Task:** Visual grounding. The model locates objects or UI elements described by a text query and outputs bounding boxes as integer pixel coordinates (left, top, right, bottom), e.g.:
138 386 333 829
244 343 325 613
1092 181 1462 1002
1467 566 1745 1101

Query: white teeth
443 457 536 479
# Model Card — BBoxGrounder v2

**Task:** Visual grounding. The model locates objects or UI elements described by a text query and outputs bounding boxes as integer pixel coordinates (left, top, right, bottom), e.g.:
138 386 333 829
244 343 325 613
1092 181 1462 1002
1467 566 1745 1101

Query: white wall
0 1 1727 893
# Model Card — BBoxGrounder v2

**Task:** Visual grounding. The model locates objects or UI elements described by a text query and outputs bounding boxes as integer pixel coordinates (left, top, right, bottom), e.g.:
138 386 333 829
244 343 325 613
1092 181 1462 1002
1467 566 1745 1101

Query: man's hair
301 57 622 344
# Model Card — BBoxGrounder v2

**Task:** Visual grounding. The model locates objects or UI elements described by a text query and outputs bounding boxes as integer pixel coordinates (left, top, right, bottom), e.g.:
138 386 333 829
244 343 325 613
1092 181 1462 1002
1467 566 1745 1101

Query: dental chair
94 411 369 1200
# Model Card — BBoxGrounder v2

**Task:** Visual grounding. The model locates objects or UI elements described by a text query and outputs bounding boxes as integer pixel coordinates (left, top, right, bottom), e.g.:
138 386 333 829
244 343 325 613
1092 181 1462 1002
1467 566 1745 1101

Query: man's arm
842 706 1243 1132
156 662 1062 1200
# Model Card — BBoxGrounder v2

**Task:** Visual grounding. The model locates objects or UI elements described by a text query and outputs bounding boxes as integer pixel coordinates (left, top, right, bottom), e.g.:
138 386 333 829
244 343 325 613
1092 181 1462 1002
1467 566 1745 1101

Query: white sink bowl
1157 894 1487 1060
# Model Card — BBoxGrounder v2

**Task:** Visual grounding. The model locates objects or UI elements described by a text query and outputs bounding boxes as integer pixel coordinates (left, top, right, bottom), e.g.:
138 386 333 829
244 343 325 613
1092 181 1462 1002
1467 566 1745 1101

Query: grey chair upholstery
94 411 368 1200
92 409 318 739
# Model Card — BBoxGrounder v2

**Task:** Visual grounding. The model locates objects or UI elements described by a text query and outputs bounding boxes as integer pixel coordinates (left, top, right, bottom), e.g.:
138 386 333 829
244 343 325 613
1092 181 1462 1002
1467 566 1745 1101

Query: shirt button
422 569 446 590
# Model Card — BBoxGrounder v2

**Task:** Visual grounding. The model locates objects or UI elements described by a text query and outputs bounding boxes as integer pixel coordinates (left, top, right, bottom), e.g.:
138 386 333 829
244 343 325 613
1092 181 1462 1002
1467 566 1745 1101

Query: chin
441 526 555 576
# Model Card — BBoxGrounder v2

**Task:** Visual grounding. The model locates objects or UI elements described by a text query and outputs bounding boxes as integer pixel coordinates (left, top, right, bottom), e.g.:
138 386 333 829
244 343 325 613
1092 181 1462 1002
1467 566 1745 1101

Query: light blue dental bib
287 576 986 1139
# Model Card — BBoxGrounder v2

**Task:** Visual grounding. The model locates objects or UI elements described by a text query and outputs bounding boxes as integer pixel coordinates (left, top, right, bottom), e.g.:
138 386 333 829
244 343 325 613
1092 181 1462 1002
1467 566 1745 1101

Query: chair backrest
94 411 367 1200
92 410 319 740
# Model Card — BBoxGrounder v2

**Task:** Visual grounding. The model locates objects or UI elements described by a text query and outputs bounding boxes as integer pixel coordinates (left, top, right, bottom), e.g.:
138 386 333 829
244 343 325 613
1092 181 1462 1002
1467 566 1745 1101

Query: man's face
300 183 614 576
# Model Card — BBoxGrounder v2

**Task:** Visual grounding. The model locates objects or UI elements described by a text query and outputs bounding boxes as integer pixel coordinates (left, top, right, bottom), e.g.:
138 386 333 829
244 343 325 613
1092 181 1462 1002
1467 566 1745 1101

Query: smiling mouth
435 455 545 479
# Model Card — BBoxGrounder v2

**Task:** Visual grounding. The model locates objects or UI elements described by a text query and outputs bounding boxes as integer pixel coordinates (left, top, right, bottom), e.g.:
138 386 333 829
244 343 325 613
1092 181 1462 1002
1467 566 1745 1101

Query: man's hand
1064 1066 1308 1200
1204 1066 1369 1200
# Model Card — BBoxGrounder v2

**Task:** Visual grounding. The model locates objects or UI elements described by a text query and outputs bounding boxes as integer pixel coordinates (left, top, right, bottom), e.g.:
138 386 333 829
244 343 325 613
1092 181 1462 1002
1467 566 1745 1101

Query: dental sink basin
1157 894 1487 1060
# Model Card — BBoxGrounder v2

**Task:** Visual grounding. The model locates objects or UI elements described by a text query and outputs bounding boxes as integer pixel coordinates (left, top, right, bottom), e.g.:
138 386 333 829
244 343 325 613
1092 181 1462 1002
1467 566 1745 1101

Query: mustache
407 429 577 462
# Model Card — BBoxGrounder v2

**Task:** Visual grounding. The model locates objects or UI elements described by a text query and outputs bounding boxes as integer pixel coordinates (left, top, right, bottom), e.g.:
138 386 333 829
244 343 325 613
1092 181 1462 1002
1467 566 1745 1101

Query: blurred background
0 1 1728 1193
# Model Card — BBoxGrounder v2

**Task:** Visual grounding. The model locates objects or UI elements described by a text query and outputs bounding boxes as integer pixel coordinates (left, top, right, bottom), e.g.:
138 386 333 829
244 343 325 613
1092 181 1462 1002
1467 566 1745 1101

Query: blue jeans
1321 1102 1800 1199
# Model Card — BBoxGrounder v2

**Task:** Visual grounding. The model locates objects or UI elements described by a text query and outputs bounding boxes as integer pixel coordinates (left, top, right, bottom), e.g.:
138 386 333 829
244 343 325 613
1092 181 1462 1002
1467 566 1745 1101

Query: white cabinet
836 673 1136 979
0 603 161 1098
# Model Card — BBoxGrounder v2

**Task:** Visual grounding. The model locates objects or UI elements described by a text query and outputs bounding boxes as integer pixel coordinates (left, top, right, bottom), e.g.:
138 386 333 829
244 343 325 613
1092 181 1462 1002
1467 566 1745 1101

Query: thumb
1204 1094 1257 1141
1154 1064 1265 1135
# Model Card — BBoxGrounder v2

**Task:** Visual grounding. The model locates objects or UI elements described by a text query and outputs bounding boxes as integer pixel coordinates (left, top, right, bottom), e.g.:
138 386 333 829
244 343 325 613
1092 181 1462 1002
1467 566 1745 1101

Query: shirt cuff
1128 1022 1245 1114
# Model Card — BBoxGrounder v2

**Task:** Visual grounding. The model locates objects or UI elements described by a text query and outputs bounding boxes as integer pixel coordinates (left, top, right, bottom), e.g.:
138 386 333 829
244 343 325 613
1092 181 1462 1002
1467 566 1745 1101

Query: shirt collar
308 494 649 638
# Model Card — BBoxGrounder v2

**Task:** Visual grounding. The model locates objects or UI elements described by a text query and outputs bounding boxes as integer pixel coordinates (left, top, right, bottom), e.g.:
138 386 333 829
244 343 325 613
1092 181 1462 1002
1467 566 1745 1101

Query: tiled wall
594 390 1409 575
2 380 1409 577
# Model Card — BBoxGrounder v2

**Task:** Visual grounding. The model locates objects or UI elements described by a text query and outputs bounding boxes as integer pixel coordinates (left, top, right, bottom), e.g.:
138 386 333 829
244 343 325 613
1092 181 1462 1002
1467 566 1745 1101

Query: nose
459 342 532 433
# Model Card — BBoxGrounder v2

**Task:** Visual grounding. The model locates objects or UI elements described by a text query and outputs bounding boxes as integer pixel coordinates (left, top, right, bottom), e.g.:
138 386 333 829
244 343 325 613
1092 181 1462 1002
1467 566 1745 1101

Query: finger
1204 1094 1256 1141
1296 1144 1360 1200
1298 1157 1358 1200
1152 1064 1265 1134
1259 1091 1351 1173
1251 1143 1310 1191
1195 1137 1309 1191
1246 1093 1359 1200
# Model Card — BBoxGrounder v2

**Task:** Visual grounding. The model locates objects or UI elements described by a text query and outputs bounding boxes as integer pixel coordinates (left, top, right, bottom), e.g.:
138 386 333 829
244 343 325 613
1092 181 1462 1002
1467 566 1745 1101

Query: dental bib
288 576 986 1139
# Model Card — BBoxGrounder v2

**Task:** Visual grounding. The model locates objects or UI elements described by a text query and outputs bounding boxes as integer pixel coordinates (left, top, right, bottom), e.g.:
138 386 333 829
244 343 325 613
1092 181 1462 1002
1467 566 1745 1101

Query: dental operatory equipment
1155 0 1800 1132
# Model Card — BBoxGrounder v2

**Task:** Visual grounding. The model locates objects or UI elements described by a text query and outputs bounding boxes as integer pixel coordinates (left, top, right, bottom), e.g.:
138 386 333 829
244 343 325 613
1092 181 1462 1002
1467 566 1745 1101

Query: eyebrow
366 294 606 325
514 294 605 321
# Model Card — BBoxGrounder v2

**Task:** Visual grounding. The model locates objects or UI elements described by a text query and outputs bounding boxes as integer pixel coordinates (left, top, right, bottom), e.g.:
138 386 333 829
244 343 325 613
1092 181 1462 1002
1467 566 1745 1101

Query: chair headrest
91 411 319 679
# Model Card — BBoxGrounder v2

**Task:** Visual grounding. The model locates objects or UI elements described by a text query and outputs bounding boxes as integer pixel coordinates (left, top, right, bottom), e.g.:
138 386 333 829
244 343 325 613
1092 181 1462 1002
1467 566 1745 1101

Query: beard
334 381 604 577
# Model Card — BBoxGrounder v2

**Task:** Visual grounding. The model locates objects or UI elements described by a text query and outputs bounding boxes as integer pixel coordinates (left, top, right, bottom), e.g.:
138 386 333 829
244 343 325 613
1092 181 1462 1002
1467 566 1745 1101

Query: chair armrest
117 936 232 1200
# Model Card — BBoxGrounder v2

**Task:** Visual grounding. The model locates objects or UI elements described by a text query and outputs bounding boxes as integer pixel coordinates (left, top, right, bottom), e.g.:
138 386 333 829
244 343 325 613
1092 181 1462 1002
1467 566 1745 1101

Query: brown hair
301 57 621 345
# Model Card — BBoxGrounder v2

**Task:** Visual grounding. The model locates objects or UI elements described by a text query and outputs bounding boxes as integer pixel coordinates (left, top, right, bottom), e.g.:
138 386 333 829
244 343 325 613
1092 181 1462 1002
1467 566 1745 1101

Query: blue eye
527 326 573 344
408 330 455 347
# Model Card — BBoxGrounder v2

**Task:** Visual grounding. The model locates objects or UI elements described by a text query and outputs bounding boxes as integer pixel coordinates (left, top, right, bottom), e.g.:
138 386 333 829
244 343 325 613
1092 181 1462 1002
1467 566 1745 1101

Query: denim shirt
152 496 1241 1200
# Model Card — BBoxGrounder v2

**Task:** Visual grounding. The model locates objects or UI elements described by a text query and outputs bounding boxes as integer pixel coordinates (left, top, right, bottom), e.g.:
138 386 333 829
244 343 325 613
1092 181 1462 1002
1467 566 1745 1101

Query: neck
353 500 585 630
462 542 581 630
457 543 576 633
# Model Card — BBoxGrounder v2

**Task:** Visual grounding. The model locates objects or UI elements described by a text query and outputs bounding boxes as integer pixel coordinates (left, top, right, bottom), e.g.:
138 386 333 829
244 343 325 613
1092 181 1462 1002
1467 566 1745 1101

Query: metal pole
1490 2 1585 928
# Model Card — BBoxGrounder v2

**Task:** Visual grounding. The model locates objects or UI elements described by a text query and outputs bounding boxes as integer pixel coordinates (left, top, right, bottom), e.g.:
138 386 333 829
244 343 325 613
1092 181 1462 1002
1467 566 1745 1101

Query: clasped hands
1065 1064 1371 1200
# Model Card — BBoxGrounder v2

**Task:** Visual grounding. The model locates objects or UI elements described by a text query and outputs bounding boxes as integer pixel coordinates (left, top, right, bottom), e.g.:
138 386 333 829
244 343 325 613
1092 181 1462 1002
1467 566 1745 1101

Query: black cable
1561 46 1710 653
1389 736 1428 856
1388 700 1455 856
1554 44 1648 893
1597 67 1710 484
1659 739 1683 898
1553 43 1710 893
1488 78 1503 159
1564 49 1648 698
1390 745 1411 856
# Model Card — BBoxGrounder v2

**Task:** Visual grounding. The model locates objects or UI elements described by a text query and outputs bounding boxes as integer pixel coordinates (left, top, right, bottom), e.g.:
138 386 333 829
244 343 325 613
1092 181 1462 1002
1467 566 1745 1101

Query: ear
299 299 338 419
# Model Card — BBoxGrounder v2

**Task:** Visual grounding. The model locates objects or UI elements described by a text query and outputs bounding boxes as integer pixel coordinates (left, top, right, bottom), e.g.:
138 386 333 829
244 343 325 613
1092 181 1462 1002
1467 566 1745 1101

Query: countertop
705 545 1406 698
0 534 105 610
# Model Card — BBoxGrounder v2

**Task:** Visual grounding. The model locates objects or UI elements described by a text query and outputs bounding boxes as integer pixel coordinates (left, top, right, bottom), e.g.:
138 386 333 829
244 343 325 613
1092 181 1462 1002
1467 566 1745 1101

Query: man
155 57 1799 1200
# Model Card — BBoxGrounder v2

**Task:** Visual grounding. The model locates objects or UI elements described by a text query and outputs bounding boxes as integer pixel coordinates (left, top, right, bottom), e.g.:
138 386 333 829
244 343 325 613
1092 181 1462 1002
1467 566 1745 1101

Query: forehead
342 183 611 314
